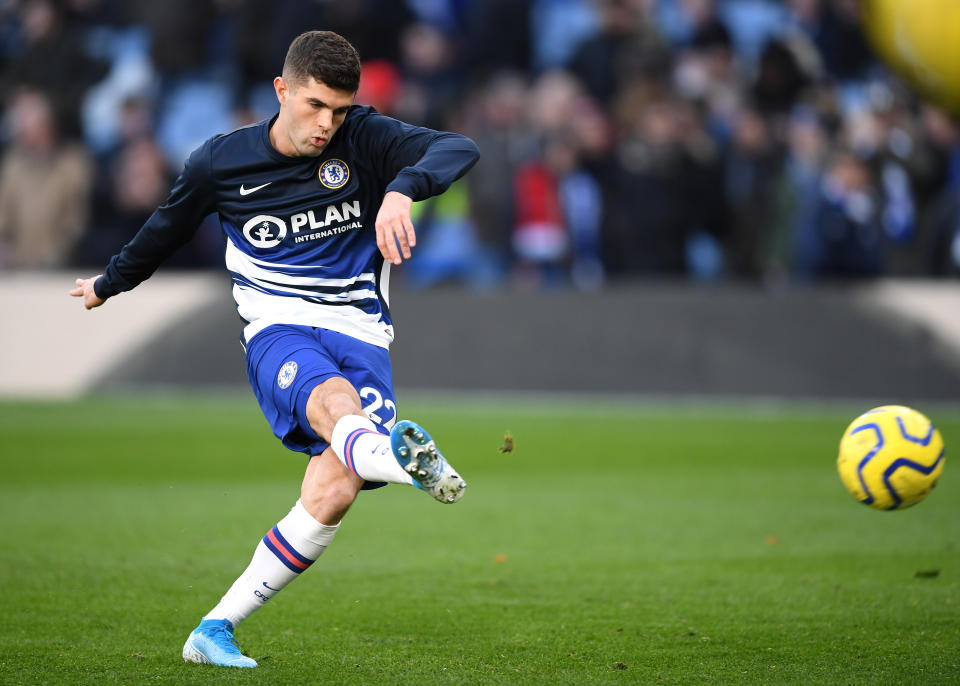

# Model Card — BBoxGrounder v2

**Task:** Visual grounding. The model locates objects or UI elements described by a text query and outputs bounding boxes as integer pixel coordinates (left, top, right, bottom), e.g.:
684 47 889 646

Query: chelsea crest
277 360 298 389
319 159 350 189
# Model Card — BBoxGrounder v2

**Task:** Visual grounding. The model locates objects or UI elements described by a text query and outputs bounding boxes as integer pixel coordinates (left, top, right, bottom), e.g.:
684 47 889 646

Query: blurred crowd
1 0 959 287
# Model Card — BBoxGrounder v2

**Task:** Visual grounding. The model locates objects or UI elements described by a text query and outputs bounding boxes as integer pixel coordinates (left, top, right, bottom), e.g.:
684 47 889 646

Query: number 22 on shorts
360 386 396 430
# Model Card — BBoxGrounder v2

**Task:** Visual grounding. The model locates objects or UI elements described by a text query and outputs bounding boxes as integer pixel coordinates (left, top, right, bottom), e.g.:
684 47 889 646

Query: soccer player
69 31 478 668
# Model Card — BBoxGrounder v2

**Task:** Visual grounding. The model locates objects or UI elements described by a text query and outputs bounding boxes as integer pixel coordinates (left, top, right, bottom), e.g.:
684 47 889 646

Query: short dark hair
282 31 361 93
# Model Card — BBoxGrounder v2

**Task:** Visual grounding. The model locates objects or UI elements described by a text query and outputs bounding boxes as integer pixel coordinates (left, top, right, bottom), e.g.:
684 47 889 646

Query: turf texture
0 394 958 685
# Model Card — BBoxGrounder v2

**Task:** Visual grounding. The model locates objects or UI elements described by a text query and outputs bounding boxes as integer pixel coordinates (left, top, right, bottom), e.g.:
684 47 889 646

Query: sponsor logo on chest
241 200 362 248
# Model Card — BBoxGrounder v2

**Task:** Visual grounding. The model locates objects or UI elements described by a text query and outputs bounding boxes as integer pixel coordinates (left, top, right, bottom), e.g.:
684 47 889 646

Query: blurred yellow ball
837 405 945 510
862 0 960 113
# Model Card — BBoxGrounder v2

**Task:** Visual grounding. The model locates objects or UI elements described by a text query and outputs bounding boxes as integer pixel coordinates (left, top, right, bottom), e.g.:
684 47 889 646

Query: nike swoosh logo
240 182 272 196
262 581 281 591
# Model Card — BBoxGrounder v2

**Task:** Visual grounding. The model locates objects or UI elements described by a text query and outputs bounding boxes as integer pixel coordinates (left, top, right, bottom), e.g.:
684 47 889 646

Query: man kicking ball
70 30 478 668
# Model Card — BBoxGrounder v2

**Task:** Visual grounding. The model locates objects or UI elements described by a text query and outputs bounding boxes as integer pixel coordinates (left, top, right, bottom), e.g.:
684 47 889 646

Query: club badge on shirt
319 159 350 189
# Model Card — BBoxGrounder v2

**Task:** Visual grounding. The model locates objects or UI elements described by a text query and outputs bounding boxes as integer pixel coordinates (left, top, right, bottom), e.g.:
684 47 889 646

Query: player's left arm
374 191 416 265
358 113 480 265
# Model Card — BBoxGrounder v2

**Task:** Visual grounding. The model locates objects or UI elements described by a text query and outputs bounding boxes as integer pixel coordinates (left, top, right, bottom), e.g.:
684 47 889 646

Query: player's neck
268 120 299 158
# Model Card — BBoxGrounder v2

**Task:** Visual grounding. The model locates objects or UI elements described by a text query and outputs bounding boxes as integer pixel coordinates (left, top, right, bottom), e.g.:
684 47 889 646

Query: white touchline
240 182 272 196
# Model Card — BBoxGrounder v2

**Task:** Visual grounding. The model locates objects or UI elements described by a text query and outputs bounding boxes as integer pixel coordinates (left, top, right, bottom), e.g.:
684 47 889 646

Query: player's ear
274 76 288 105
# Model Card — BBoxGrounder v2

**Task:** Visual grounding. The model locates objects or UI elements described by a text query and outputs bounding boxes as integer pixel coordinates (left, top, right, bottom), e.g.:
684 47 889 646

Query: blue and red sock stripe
343 428 381 476
263 526 314 574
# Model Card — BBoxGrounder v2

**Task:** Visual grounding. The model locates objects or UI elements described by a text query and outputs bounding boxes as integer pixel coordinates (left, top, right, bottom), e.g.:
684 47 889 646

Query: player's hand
375 191 416 265
69 275 106 310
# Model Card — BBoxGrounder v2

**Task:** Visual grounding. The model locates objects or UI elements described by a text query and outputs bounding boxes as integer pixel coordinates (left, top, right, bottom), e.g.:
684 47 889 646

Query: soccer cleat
390 420 466 503
182 618 257 668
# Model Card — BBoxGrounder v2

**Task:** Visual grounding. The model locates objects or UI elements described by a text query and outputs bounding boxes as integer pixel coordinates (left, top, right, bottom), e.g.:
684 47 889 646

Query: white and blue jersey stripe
225 236 392 346
94 106 479 349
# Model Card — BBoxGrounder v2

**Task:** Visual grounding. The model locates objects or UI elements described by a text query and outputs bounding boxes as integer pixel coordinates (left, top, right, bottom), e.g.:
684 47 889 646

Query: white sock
330 415 414 485
205 500 339 628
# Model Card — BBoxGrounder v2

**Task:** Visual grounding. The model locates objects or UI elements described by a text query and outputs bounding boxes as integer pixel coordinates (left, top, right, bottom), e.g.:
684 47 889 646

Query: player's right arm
69 274 105 309
70 140 216 308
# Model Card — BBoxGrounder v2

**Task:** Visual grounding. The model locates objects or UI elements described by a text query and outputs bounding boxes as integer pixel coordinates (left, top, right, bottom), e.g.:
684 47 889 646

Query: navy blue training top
94 106 479 348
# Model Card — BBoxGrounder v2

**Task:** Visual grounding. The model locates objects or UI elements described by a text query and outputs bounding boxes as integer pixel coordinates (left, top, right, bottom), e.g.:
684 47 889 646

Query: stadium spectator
568 0 669 108
787 0 873 83
0 87 93 267
393 22 462 130
793 148 884 279
603 95 695 275
512 153 568 286
723 104 780 278
548 134 605 290
462 0 531 80
76 136 171 267
917 105 960 276
750 36 817 114
0 0 107 138
462 72 534 286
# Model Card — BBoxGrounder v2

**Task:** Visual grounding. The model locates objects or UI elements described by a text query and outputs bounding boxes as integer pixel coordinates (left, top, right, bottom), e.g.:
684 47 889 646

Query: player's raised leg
312 378 466 502
315 377 415 485
391 420 466 503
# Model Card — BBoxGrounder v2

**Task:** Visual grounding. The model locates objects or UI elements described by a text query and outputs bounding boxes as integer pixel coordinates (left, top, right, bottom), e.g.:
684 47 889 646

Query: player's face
272 76 355 157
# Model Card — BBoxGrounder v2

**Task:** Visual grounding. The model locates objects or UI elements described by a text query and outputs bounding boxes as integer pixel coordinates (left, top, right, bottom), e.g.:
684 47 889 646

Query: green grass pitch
1 394 958 685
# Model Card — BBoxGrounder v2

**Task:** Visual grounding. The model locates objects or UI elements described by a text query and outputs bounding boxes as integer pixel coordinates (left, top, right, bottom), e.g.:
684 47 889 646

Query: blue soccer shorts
245 324 397 464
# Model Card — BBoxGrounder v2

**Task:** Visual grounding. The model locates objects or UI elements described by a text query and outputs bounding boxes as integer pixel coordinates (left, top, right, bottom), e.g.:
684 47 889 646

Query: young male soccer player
70 30 479 668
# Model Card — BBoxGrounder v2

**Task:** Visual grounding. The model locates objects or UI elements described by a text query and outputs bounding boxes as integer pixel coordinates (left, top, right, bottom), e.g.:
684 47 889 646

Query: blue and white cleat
391 420 466 503
182 618 257 668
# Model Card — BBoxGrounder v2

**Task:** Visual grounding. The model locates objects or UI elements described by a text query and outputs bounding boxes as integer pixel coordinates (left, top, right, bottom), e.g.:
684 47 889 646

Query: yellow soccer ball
837 405 945 510
862 0 960 114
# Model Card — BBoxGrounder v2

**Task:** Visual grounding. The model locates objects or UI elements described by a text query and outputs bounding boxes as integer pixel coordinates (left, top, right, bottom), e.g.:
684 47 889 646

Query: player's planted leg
183 493 343 669
391 420 466 503
182 619 257 668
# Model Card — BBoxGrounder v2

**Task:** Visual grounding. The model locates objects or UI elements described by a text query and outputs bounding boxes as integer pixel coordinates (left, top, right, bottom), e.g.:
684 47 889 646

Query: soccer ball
837 405 945 510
